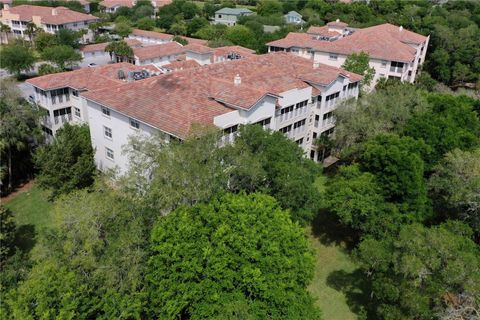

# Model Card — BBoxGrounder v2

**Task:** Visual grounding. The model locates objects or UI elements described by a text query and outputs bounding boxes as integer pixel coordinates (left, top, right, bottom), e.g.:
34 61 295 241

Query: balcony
54 113 72 125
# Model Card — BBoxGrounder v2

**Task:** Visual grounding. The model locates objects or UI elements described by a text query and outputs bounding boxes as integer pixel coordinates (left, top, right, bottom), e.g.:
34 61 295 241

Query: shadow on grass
311 209 358 250
14 224 37 254
327 269 375 319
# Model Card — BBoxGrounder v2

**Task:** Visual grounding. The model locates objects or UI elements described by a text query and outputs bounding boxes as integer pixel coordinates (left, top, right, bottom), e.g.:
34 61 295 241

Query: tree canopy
341 52 375 88
41 45 82 70
34 123 96 198
0 44 35 77
147 193 320 319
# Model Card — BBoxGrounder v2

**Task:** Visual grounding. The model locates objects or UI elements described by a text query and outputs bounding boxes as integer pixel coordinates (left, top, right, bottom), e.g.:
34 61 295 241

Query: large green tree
0 79 42 192
0 206 16 266
360 133 431 218
325 165 401 239
0 44 35 78
403 94 480 168
34 123 95 198
341 51 375 88
356 221 480 320
333 83 429 157
147 193 320 319
41 45 82 70
429 148 480 234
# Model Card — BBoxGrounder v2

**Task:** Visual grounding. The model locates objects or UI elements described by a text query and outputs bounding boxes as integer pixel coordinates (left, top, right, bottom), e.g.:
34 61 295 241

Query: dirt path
1 180 34 204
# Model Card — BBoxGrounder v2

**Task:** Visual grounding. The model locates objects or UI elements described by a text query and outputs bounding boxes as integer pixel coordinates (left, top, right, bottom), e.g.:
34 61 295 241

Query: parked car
88 63 97 68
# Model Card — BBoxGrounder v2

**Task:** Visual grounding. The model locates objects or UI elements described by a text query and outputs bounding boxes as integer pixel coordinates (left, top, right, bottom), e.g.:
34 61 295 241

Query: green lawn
4 183 53 230
308 228 361 320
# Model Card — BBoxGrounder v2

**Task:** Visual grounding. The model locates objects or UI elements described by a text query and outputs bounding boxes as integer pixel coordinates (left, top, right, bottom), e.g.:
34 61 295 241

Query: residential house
267 20 429 89
100 0 171 14
128 28 207 46
99 0 134 13
284 11 305 25
129 42 186 66
213 7 252 26
25 63 160 139
184 44 256 65
0 4 98 43
79 52 361 173
81 38 143 65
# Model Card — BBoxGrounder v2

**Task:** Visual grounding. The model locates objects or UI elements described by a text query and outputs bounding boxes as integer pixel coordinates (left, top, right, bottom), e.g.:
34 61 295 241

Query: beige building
268 21 429 90
0 4 98 43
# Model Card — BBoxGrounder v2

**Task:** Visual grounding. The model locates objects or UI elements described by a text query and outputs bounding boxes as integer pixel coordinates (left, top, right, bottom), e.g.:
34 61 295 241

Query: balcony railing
54 113 72 125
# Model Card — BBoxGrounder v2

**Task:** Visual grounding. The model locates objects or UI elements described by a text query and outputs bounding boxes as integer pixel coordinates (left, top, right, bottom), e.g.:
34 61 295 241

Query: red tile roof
99 0 134 8
4 4 98 24
131 28 173 41
183 43 213 54
327 20 348 28
213 45 255 58
26 62 158 91
307 26 341 37
133 42 185 61
151 0 172 7
268 23 427 62
81 38 142 53
82 52 362 138
161 59 200 71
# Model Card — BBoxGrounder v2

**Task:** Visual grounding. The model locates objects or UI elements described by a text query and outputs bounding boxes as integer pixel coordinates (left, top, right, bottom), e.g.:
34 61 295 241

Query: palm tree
105 40 133 62
314 134 334 163
24 22 39 44
0 22 11 44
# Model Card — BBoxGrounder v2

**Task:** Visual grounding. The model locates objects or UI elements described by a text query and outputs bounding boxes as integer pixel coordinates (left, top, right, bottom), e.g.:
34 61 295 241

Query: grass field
4 184 54 252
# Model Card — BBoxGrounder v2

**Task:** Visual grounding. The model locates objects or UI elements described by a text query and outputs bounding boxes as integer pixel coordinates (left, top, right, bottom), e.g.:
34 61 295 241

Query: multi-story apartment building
78 53 361 173
184 44 256 65
25 63 161 140
128 28 207 46
81 38 142 65
99 0 171 14
0 4 98 43
267 21 429 90
213 7 253 26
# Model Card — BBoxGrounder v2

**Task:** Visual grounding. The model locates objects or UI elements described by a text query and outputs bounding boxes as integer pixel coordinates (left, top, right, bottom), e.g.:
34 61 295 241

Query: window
329 53 338 61
105 147 114 160
295 100 308 109
323 111 334 121
280 105 294 115
279 124 292 134
381 60 387 68
343 85 347 91
74 107 81 118
12 20 20 26
130 118 140 129
390 61 404 73
102 107 110 117
313 132 317 139
293 119 306 129
295 138 303 145
42 126 53 136
310 150 315 160
72 90 78 97
73 23 77 27
224 124 238 134
347 82 358 90
51 88 69 104
254 117 271 128
104 126 112 139
218 14 222 18
321 127 334 137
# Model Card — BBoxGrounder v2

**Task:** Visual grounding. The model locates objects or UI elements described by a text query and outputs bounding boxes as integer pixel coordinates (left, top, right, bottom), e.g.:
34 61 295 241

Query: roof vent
52 8 57 15
234 74 241 85
118 69 125 79
399 26 403 32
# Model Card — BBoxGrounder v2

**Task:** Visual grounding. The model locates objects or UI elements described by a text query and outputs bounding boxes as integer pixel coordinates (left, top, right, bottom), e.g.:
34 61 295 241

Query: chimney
399 25 403 32
336 19 340 23
234 74 241 85
4 4 9 10
52 8 57 15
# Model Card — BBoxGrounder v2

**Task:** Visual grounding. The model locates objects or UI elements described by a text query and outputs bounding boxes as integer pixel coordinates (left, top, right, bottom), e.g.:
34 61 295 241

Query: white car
88 63 97 68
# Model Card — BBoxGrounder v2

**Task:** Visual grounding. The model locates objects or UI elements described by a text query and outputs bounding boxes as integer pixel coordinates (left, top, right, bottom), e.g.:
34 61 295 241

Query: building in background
0 4 98 43
79 53 361 173
284 11 305 25
81 38 142 66
213 7 253 26
268 20 429 89
25 63 161 139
